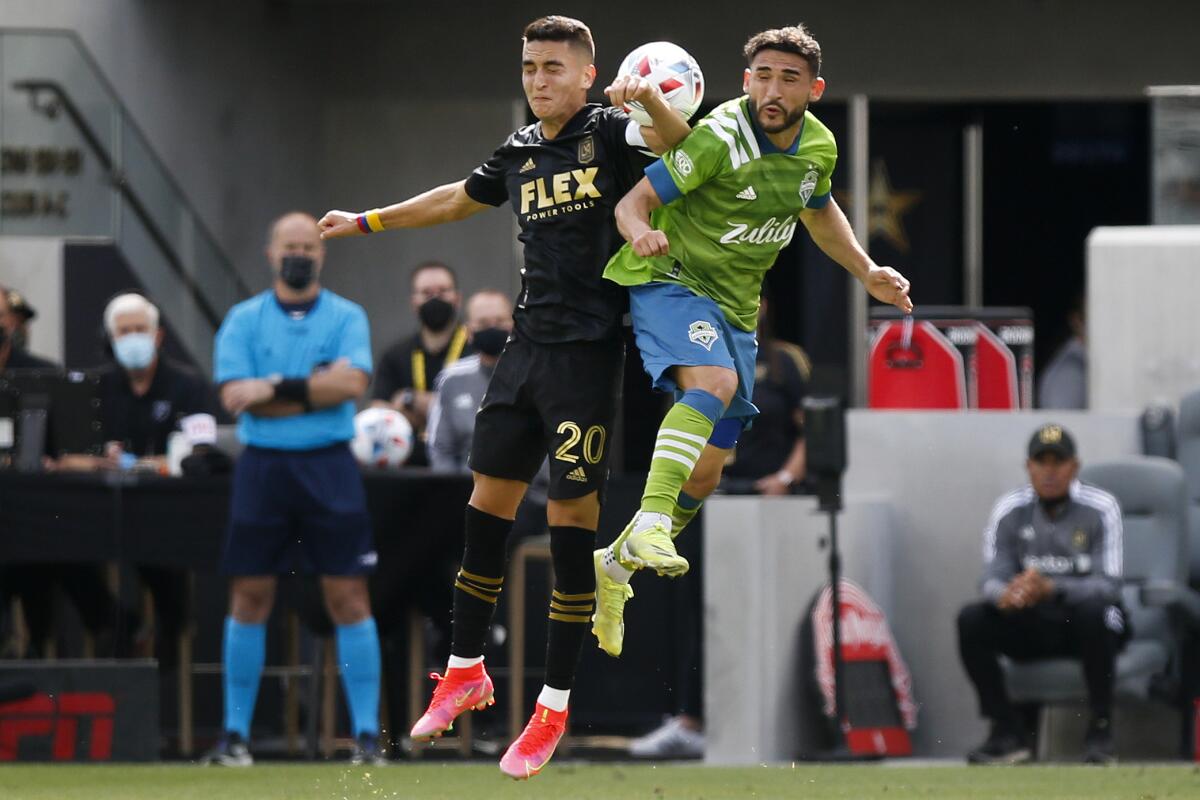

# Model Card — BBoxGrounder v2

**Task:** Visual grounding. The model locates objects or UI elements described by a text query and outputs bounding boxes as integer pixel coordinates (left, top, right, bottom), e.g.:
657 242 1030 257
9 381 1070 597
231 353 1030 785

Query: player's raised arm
318 180 490 240
799 196 914 313
614 177 669 257
604 75 690 154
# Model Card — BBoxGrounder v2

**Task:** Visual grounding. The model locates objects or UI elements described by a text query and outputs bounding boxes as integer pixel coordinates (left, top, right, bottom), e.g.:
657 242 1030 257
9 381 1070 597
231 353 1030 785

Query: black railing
10 76 251 329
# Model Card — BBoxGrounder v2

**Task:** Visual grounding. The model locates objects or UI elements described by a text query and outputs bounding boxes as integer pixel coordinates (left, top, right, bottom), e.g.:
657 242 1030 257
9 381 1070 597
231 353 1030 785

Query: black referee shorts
469 332 624 501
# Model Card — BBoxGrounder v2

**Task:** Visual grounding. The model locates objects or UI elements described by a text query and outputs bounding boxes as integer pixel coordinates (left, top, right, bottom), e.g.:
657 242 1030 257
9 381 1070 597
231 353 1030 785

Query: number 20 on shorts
555 421 606 464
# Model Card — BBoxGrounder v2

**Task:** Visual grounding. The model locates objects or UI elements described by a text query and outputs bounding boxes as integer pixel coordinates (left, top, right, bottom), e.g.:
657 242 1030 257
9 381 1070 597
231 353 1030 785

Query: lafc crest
577 135 595 164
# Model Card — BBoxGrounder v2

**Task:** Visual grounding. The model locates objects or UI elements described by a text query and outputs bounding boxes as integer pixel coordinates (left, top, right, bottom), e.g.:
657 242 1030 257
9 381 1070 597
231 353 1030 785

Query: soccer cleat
592 548 634 657
621 521 689 577
348 732 389 766
629 715 705 758
499 702 568 780
1083 716 1116 765
199 731 253 767
966 722 1031 765
409 663 495 740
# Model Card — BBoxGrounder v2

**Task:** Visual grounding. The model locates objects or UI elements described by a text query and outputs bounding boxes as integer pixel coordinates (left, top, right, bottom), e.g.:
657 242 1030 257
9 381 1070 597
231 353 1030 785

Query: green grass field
0 763 1197 800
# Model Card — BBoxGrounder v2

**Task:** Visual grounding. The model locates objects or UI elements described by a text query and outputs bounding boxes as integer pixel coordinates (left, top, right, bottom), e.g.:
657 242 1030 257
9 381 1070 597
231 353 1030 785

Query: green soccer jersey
604 96 838 331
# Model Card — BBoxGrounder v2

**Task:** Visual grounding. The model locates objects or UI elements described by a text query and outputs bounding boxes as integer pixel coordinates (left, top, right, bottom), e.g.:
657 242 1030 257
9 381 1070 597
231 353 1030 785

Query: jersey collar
536 103 597 141
745 97 804 156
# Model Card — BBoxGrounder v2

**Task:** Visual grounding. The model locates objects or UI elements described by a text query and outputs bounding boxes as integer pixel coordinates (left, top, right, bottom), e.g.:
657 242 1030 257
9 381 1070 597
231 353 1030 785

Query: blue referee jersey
214 289 372 450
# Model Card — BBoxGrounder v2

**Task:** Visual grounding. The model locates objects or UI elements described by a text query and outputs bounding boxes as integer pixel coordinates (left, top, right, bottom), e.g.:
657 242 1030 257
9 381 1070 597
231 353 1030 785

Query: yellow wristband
365 209 385 233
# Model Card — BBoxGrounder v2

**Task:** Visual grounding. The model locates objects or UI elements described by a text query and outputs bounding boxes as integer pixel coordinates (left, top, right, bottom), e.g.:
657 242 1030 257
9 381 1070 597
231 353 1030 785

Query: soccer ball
617 41 704 126
351 407 414 469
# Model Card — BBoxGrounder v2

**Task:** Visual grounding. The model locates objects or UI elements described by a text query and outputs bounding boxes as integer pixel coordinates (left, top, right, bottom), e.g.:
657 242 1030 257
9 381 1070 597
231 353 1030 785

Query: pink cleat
499 703 568 780
409 663 495 740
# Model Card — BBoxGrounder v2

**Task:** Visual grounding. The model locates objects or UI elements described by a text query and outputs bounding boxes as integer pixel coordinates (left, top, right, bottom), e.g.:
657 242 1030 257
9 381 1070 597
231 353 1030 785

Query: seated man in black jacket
59 293 220 665
957 424 1126 765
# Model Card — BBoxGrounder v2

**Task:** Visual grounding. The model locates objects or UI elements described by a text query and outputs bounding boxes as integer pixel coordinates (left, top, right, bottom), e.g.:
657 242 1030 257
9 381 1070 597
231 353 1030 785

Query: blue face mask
113 332 156 370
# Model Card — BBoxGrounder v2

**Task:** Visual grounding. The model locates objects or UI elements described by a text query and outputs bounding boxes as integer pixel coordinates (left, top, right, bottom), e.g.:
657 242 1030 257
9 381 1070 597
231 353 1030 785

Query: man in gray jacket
957 423 1125 765
427 289 513 473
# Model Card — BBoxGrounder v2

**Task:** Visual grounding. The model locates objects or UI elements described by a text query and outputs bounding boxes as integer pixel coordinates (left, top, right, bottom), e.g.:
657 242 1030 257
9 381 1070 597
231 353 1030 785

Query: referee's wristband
355 209 385 234
273 377 312 410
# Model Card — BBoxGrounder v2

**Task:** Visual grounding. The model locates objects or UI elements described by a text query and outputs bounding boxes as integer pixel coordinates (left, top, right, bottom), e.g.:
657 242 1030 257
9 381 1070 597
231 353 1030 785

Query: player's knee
322 578 371 626
702 369 739 407
230 578 276 623
469 473 526 520
547 494 600 530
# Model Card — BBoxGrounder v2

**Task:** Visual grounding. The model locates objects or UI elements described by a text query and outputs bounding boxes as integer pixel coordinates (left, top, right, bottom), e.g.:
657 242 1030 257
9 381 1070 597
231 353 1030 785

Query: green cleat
622 522 690 578
592 549 634 657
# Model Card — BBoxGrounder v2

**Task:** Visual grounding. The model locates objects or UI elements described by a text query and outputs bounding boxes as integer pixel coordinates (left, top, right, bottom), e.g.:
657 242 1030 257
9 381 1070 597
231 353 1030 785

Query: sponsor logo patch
736 185 757 201
673 150 694 177
566 466 588 482
519 157 536 173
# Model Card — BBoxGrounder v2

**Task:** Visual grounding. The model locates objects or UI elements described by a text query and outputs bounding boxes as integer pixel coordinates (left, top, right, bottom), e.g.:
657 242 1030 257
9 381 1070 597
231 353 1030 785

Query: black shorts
223 443 376 576
469 333 624 501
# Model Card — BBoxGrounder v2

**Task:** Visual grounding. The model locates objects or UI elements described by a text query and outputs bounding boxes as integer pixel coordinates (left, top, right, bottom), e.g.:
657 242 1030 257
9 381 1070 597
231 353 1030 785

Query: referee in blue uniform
203 211 383 766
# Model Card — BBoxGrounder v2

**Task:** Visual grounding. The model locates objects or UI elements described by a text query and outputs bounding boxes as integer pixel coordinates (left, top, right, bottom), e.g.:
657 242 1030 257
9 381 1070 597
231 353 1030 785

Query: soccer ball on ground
617 41 704 126
351 407 414 468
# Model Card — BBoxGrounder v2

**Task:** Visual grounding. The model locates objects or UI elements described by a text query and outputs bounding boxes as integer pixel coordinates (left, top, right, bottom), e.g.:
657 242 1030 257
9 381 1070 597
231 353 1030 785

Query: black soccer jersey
464 104 651 344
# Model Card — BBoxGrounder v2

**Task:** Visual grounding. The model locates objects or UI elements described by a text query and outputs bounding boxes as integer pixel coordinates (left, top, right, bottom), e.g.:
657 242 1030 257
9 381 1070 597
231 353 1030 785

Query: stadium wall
1087 226 1200 412
705 409 1139 759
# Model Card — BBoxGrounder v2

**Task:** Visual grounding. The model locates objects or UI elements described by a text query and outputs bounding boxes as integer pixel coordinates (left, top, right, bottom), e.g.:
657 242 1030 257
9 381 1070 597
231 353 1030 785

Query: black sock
450 505 512 659
543 526 597 691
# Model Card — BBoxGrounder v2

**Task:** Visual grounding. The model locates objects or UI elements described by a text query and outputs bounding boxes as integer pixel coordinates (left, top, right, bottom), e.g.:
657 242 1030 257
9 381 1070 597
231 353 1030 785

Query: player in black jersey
318 16 689 779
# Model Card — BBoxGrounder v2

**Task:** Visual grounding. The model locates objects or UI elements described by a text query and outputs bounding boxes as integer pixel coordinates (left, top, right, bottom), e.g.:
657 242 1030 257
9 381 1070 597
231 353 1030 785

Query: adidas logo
736 186 757 201
519 157 536 173
566 466 588 483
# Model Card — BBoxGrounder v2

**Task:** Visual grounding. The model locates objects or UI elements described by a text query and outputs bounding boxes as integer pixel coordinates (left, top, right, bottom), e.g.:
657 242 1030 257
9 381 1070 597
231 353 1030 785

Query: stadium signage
0 145 83 219
0 662 158 761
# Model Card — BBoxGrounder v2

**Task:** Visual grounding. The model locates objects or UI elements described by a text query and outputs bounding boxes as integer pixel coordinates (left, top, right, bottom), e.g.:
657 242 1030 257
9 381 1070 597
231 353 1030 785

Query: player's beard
749 97 807 133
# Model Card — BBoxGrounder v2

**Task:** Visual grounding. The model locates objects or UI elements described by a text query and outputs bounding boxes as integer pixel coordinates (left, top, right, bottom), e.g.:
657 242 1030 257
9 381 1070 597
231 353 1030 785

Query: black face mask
279 255 317 290
418 297 455 331
472 327 508 356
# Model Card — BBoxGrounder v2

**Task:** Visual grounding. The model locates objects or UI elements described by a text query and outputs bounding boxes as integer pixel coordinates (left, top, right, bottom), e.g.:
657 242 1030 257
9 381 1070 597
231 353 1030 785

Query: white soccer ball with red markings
618 41 704 126
351 407 413 469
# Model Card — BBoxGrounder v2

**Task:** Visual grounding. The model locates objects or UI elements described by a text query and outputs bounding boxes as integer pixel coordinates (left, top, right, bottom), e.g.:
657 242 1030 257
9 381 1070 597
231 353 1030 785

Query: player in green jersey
592 24 914 656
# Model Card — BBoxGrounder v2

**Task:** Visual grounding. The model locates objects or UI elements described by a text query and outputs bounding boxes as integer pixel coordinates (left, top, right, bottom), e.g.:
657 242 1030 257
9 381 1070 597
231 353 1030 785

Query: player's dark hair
523 15 595 61
409 260 458 292
744 24 822 77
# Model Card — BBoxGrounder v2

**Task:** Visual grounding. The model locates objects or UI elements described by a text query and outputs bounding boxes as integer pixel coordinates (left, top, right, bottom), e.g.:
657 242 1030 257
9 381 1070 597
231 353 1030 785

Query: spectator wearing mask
95 293 221 468
426 289 512 473
64 293 220 666
371 261 473 466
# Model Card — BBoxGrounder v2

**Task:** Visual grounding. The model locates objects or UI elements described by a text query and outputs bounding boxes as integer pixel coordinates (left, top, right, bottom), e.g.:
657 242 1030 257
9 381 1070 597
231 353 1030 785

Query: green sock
670 491 704 540
642 401 716 516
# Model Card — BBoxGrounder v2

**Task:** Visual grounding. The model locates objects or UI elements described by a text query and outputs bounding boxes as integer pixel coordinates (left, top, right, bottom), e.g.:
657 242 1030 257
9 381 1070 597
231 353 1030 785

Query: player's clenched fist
605 75 656 109
317 210 364 240
631 230 670 258
865 265 914 314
